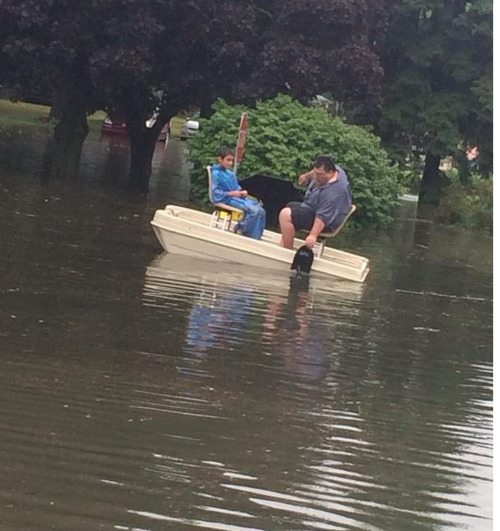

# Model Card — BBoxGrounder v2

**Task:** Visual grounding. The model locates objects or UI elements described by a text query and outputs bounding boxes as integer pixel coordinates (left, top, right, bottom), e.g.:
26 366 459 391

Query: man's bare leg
279 207 295 249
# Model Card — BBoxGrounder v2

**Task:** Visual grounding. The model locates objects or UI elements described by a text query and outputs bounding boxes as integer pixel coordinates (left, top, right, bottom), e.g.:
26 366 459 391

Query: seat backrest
324 204 357 237
206 165 215 204
332 205 356 236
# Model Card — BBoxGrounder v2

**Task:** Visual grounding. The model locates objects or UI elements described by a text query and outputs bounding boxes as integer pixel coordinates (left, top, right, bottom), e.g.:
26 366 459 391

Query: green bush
187 95 401 226
436 178 493 233
395 153 425 194
444 167 460 183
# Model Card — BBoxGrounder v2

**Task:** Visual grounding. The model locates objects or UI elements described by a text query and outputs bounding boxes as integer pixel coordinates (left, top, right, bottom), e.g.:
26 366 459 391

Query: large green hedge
188 95 401 226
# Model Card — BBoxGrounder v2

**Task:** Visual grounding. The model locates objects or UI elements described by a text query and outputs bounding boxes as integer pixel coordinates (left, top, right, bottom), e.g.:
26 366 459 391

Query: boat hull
151 205 370 282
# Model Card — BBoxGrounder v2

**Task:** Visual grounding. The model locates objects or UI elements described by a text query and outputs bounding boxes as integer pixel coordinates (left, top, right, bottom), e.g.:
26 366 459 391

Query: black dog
290 245 314 275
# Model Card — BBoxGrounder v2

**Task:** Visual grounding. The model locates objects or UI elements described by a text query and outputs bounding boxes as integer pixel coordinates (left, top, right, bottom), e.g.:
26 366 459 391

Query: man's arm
298 169 314 186
305 217 325 249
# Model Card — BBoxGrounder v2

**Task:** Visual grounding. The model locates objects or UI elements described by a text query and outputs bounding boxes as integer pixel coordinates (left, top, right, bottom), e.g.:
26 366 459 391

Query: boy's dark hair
314 155 336 172
217 146 235 158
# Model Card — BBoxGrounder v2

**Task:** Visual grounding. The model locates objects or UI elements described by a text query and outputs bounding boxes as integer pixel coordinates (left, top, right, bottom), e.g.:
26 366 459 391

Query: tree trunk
127 116 167 193
456 151 471 186
418 151 443 206
43 82 89 180
48 86 65 123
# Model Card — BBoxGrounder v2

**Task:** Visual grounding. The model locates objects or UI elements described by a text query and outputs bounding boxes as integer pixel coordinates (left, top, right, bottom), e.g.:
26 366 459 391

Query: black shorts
287 202 316 231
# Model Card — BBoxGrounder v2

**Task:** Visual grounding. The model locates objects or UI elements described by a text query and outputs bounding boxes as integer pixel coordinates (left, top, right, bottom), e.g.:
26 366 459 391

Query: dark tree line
377 0 492 204
0 0 492 204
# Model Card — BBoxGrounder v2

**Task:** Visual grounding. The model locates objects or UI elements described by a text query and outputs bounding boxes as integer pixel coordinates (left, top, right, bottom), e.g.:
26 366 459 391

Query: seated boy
211 147 266 240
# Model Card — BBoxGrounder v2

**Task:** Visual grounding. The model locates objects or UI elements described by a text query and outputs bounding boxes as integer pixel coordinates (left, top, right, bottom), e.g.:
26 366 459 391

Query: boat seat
302 204 357 258
206 165 244 231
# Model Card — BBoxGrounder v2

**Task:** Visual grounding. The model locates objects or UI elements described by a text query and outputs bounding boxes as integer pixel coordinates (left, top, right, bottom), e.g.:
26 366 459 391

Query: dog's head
291 245 314 274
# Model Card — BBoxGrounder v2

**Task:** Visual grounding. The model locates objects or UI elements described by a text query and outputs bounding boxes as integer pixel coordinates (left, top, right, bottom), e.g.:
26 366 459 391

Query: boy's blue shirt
211 163 241 203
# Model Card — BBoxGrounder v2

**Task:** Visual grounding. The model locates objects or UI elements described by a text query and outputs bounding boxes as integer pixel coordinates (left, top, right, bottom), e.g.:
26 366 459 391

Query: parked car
180 114 200 140
101 114 170 145
101 115 127 135
158 122 170 145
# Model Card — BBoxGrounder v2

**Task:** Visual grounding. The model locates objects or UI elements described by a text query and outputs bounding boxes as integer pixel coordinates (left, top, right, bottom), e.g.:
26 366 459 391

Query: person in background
279 155 352 249
211 147 266 240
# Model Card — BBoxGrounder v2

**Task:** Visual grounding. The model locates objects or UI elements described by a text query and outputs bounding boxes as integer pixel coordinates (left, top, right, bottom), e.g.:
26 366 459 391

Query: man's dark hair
314 155 336 172
218 146 235 158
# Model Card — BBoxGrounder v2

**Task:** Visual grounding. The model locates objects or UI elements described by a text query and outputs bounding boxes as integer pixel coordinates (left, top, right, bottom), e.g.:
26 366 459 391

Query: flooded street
0 130 493 530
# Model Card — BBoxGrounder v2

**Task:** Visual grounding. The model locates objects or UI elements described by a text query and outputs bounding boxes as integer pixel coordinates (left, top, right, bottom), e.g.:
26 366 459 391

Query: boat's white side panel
151 205 370 282
153 227 291 271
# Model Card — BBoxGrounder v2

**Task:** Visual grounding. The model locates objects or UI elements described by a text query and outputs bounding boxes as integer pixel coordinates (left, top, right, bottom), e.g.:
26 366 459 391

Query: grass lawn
169 116 184 137
0 99 185 136
0 99 52 128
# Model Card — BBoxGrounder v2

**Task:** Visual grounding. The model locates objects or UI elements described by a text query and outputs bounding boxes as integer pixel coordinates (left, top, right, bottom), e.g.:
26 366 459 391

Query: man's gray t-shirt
302 166 352 230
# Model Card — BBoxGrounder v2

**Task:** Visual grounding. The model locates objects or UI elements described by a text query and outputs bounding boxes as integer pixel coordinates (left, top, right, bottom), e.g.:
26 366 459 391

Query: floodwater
0 128 493 531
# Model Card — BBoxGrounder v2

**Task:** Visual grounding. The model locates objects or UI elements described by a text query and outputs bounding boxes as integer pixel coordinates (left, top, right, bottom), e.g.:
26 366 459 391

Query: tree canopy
376 0 493 180
0 0 386 190
0 0 492 213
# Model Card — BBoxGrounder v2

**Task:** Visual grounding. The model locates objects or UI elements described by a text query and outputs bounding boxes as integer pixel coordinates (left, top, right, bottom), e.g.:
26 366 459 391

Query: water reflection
185 285 255 355
262 276 328 381
0 125 192 205
144 253 365 384
98 136 130 187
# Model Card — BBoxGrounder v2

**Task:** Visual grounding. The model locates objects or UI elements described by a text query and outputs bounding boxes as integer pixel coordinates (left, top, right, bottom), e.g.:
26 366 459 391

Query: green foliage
188 95 401 226
435 177 493 233
444 167 460 183
398 169 421 194
0 0 386 190
395 152 425 193
378 0 493 177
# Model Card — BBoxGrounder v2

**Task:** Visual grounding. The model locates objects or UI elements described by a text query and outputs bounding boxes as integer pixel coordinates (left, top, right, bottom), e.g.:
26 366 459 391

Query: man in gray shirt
279 155 352 249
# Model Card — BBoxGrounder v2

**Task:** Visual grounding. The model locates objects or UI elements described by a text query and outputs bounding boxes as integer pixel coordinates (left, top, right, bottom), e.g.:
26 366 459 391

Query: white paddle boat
151 205 370 283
